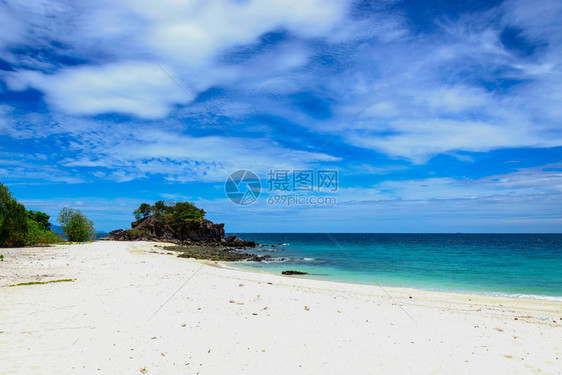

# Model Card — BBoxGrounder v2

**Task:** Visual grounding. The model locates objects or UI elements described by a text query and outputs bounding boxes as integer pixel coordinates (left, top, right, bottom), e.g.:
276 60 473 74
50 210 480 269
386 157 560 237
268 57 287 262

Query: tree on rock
172 202 206 222
133 201 206 223
153 200 167 216
57 207 95 242
133 203 152 220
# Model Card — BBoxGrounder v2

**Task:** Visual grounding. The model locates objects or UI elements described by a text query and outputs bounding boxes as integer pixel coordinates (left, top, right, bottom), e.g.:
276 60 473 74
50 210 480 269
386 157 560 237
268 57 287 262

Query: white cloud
6 62 189 118
69 126 341 182
502 0 562 41
311 0 562 162
0 3 24 48
2 0 562 178
1 0 351 119
137 0 347 68
347 118 554 163
0 102 342 185
336 163 562 202
190 163 562 233
420 85 488 113
5 110 340 183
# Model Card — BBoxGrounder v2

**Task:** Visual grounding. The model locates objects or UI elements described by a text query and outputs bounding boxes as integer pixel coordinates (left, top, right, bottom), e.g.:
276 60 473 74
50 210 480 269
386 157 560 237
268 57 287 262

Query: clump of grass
9 278 75 287
139 367 148 374
128 248 147 254
57 241 91 245
0 255 4 261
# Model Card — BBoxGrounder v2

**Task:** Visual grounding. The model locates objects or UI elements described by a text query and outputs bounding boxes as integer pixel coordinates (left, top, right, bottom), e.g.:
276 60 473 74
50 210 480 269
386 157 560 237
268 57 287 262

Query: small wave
489 293 562 302
303 258 315 261
261 258 289 264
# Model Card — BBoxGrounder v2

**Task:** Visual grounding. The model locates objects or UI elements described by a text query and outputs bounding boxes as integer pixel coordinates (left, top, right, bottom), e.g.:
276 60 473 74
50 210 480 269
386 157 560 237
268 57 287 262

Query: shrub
26 209 58 245
27 210 51 231
26 218 59 245
0 183 28 247
57 207 95 242
0 183 61 247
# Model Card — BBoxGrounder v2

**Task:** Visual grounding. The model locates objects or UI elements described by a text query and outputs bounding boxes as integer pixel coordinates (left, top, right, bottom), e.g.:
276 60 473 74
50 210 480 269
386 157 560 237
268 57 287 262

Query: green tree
0 183 28 247
57 207 95 242
133 203 152 221
26 218 59 245
27 210 51 231
172 201 206 222
153 200 167 216
132 200 206 224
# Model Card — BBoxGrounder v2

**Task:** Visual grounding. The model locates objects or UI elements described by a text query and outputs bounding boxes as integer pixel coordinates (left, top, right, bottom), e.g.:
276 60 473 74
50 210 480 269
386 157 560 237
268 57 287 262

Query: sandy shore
1 241 560 374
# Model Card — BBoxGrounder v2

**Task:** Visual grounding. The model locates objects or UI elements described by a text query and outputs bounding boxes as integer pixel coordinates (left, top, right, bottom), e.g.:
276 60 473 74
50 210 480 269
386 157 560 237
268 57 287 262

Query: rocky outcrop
170 245 271 262
224 236 257 248
108 216 223 243
108 216 256 248
281 270 308 275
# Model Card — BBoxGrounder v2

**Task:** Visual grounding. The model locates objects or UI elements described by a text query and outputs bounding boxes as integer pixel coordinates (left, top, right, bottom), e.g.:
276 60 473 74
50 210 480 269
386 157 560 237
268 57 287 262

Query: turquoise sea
228 233 562 301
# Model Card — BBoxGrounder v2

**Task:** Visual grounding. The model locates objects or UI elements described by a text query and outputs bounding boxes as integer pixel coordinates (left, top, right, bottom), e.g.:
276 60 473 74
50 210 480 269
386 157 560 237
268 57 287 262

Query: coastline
225 233 562 302
1 241 561 374
225 261 562 303
218 260 562 316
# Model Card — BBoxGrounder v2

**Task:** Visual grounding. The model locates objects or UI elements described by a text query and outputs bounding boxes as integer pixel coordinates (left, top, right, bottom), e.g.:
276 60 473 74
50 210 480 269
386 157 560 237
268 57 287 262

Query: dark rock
225 236 257 248
108 215 259 259
170 245 271 262
108 229 126 239
281 270 308 275
229 237 246 247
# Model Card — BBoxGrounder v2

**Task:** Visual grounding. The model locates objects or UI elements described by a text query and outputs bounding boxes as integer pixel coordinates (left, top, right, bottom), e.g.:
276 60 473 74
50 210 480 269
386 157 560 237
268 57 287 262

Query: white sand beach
1 241 561 374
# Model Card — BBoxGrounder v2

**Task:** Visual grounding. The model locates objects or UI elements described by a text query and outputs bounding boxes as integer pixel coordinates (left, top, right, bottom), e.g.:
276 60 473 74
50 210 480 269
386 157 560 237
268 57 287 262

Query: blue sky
0 0 561 233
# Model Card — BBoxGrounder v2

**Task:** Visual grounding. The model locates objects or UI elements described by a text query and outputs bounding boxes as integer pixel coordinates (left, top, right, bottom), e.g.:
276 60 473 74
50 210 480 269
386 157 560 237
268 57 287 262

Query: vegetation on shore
0 183 29 247
0 183 59 247
26 210 59 245
0 182 96 247
58 207 96 242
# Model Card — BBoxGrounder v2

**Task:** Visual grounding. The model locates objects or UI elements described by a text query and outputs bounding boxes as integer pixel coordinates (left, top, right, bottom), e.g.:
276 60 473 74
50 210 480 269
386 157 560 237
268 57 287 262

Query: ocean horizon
228 233 562 301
